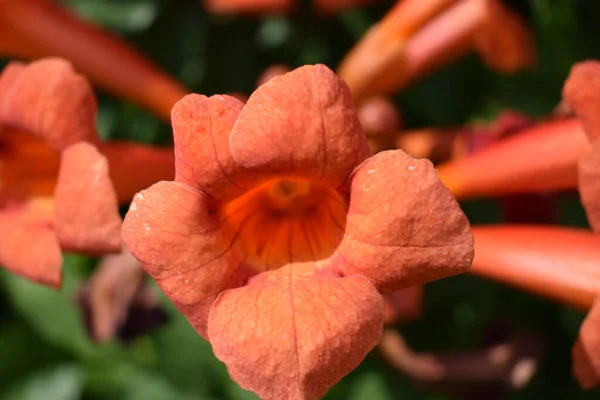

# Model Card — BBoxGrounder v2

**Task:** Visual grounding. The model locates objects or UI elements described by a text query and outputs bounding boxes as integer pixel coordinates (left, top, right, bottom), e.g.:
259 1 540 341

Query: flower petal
0 61 24 100
170 94 245 200
0 58 97 151
208 267 384 400
573 298 600 389
121 181 247 339
563 60 600 143
229 64 370 188
0 220 62 288
336 150 473 292
54 142 121 254
579 142 600 233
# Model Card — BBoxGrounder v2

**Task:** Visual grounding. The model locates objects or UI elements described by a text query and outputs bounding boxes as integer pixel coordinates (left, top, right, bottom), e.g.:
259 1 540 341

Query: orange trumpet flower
0 58 121 287
0 57 175 288
470 225 600 389
471 226 600 312
122 65 474 399
338 0 535 101
0 0 188 121
436 118 588 200
562 60 600 389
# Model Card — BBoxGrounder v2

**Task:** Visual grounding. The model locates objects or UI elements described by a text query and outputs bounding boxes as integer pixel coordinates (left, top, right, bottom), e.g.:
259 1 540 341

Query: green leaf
0 255 116 359
347 372 392 400
0 322 70 393
151 297 230 397
1 365 83 400
85 361 202 400
60 0 162 34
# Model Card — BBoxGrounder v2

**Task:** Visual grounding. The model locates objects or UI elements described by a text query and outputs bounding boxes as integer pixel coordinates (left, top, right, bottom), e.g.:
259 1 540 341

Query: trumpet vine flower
436 118 588 200
400 111 559 224
122 65 473 399
470 226 600 312
470 225 600 388
563 60 600 389
0 58 121 287
0 0 188 121
338 0 535 101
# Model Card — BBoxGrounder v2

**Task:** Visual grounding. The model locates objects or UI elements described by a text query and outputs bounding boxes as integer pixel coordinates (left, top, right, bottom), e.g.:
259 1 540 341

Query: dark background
1 0 599 398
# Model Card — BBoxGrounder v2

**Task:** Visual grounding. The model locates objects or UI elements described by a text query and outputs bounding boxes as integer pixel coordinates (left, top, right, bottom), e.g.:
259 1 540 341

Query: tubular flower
400 111 558 224
122 65 473 400
563 60 600 232
471 225 600 389
338 0 535 101
563 60 600 389
0 0 188 121
470 226 600 312
436 118 588 200
0 58 122 288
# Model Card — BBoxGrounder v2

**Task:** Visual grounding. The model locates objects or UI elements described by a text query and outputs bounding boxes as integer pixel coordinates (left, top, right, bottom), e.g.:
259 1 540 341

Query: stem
378 329 542 397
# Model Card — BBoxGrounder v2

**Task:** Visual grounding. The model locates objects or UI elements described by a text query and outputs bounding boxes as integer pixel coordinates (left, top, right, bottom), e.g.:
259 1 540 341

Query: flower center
0 129 59 204
220 177 347 271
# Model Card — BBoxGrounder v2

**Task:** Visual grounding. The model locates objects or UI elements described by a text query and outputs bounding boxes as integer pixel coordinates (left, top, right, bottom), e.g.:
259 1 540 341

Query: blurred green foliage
2 0 600 399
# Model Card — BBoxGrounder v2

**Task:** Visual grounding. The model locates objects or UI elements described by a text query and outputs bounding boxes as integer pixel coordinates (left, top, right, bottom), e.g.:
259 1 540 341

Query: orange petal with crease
336 150 473 292
208 268 384 400
54 142 121 254
122 181 249 339
229 64 370 188
171 94 246 199
0 58 97 151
